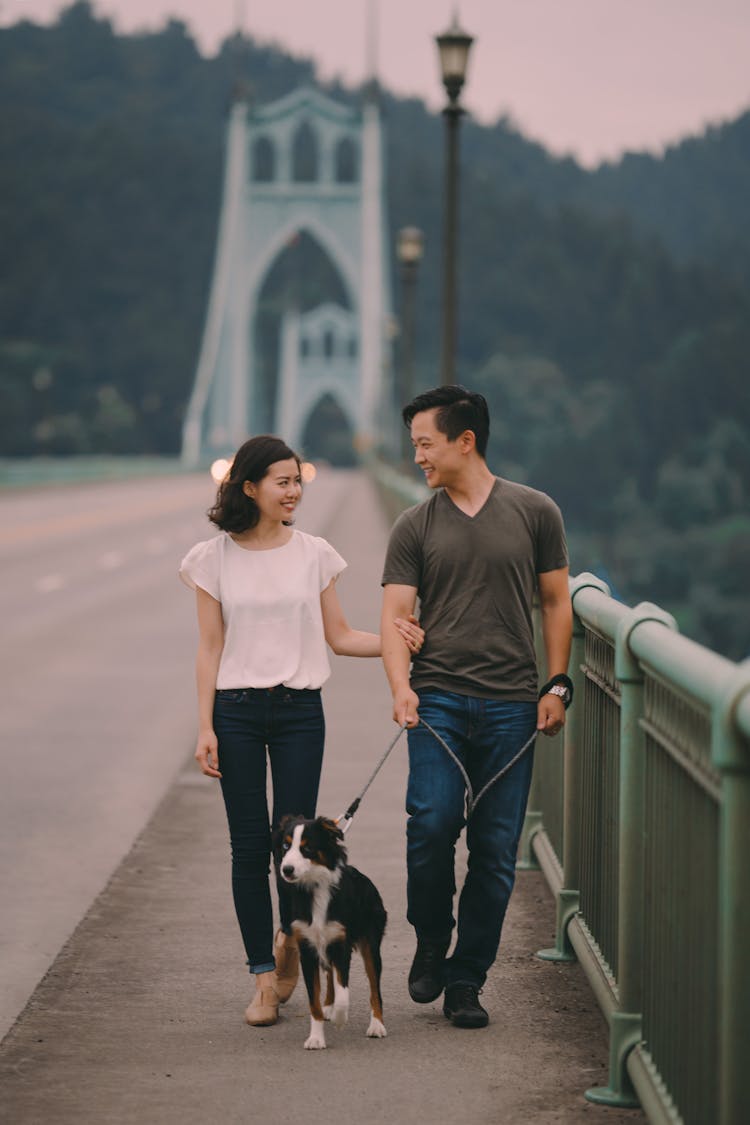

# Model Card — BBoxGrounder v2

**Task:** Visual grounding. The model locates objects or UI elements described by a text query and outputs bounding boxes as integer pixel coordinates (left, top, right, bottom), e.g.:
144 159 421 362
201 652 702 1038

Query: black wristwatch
538 673 574 709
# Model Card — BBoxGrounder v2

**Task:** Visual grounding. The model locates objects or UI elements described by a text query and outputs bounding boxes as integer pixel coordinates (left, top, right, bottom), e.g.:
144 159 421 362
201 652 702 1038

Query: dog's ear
272 814 296 856
318 816 344 843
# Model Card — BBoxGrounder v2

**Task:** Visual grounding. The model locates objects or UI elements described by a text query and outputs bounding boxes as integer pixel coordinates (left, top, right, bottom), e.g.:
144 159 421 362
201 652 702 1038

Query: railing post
538 573 609 961
586 602 677 1107
518 598 549 870
516 786 543 869
712 662 750 1125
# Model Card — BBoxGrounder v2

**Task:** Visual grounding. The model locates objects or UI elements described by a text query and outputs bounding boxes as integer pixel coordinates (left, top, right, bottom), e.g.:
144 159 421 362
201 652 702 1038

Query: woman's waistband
215 685 321 697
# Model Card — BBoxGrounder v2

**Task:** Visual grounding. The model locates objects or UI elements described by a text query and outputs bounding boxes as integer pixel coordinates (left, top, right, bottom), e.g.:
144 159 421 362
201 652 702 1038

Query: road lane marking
36 574 65 593
0 488 211 548
98 551 124 570
30 538 182 596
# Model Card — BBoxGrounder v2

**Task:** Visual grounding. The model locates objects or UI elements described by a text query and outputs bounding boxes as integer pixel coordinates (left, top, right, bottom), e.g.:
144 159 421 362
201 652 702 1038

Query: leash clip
332 726 408 835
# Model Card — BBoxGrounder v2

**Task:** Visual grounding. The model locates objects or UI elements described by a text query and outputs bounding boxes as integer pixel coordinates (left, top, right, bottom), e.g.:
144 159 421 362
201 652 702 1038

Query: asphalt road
0 466 355 1040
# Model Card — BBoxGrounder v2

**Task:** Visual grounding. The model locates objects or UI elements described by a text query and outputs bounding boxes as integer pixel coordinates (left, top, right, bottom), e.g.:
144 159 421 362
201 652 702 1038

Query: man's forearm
541 602 572 678
381 600 421 726
380 585 417 695
381 614 412 694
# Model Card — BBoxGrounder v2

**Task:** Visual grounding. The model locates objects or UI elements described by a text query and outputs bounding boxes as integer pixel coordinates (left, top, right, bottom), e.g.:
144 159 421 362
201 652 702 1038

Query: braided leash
336 718 539 832
417 717 539 818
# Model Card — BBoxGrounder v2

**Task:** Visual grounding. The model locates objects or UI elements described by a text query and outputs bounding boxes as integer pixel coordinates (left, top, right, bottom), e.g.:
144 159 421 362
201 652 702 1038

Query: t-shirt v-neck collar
440 478 499 521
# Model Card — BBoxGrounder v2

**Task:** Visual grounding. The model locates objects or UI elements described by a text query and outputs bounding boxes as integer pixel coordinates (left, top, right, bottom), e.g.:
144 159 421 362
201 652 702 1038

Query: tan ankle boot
273 928 300 1004
245 971 279 1026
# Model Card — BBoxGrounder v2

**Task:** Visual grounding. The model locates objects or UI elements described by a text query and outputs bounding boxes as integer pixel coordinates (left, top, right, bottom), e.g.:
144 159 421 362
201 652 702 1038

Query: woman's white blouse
179 530 346 690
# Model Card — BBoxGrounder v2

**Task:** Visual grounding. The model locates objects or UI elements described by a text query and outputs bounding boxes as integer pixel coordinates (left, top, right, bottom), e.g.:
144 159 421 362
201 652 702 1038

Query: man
380 385 572 1029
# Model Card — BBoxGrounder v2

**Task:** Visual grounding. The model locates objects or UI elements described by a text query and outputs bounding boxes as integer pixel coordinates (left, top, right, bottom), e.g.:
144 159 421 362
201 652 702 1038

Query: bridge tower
181 81 394 466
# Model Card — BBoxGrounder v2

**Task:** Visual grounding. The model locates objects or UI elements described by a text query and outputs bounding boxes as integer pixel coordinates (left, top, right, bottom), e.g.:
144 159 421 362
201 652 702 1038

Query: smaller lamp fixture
436 11 474 105
397 226 425 267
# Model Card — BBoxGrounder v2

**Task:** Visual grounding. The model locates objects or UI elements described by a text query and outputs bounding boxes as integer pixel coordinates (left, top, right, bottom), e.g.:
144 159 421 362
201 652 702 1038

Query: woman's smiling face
243 457 302 522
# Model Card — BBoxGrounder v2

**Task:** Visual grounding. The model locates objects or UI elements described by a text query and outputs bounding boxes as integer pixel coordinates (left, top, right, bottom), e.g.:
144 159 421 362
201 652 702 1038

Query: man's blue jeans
406 689 537 988
212 687 325 974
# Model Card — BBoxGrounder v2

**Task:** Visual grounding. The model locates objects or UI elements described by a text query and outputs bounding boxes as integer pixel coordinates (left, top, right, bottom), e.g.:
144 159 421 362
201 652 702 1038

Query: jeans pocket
280 690 321 707
214 689 245 705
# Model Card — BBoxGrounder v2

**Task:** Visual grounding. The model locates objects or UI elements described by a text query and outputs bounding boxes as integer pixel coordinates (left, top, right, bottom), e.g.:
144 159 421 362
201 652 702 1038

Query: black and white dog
273 814 387 1050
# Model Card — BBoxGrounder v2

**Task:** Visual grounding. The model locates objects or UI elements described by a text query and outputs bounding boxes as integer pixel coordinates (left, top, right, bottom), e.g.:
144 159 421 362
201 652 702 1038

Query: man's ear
459 428 476 454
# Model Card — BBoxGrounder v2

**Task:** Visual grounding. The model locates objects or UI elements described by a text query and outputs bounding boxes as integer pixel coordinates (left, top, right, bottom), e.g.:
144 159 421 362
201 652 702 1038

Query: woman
179 435 422 1028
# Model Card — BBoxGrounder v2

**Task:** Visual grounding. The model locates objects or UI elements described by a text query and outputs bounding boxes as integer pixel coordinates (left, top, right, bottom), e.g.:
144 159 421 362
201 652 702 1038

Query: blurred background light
210 457 232 483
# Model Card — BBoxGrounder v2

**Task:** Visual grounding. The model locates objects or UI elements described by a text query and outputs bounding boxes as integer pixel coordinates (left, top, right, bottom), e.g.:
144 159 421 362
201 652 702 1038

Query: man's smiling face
410 408 467 489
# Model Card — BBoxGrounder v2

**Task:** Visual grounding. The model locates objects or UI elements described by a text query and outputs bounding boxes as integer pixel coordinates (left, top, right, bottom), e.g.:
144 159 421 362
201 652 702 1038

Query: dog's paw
304 1027 327 1050
330 1003 349 1028
366 1016 387 1038
322 1004 333 1021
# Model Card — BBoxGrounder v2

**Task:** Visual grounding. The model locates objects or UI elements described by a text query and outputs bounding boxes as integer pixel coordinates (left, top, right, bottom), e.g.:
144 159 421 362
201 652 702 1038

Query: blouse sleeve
317 537 347 592
179 538 221 600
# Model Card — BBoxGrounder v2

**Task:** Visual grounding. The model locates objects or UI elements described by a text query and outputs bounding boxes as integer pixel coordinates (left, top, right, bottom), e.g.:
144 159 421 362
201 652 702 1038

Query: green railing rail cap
615 602 679 684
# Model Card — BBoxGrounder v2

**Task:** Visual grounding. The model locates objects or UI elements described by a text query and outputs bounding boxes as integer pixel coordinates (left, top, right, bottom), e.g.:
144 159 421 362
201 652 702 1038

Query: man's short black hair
402 385 490 458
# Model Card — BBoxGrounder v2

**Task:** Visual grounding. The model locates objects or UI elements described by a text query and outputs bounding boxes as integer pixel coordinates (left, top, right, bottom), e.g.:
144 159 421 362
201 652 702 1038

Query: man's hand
537 693 566 737
393 685 420 728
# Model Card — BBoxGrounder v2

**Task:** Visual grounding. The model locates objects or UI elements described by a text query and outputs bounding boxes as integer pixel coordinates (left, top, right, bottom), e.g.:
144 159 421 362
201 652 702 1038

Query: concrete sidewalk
0 474 645 1124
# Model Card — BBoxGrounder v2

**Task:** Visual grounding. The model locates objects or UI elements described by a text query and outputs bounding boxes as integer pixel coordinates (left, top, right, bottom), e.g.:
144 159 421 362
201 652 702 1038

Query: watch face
550 684 568 701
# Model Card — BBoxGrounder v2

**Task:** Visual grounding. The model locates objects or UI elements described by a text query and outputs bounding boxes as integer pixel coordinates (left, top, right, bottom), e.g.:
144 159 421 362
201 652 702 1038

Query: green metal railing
527 573 750 1125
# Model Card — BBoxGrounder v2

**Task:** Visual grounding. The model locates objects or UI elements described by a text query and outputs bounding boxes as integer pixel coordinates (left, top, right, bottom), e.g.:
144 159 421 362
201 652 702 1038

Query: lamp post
396 225 424 466
435 12 474 386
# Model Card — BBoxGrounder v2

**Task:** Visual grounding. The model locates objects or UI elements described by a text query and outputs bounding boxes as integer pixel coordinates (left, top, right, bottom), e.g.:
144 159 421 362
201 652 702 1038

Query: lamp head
397 226 425 266
436 12 474 105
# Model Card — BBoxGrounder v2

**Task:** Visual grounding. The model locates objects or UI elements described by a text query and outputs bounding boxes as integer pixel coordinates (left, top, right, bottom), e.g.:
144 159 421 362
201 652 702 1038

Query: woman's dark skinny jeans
212 686 325 974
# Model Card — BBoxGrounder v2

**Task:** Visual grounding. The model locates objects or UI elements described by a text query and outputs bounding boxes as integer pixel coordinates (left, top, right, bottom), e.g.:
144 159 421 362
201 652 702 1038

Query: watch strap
538 673 574 709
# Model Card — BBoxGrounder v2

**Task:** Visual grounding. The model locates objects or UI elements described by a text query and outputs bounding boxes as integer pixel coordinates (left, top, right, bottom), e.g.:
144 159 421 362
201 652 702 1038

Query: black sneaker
443 983 489 1028
408 939 449 1003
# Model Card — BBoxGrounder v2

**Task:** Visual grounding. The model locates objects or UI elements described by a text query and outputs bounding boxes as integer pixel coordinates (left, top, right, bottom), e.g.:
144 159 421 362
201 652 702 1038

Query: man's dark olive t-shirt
381 478 568 701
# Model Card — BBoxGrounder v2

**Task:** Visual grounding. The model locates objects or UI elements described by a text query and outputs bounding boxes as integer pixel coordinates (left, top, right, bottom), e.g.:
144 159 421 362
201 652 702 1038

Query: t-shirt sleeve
317 538 347 591
535 497 569 573
381 510 422 588
179 538 221 600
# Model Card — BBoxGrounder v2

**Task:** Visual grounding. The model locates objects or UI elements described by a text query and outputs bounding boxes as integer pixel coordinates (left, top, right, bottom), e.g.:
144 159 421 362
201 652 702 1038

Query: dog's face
274 815 346 885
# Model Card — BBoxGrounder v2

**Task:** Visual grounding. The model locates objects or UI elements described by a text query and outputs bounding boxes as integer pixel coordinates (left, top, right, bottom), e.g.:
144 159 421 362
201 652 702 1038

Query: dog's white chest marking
294 883 345 964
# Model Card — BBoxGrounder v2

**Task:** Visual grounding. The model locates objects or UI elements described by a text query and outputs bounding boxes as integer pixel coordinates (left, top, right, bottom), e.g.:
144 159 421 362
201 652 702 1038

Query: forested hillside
1 2 749 658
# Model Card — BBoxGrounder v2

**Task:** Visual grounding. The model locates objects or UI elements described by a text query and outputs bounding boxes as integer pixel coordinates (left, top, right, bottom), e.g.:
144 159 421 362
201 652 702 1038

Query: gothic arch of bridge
181 85 394 467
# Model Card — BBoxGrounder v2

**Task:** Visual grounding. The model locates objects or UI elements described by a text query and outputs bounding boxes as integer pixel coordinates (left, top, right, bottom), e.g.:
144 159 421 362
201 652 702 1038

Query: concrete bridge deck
0 471 645 1123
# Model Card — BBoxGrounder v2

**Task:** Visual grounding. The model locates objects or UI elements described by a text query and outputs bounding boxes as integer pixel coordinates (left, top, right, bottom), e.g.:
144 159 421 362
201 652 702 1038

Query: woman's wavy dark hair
208 435 301 533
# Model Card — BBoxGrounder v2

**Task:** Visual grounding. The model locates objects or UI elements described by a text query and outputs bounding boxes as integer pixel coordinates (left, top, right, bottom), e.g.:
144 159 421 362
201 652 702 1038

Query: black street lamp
435 12 474 385
396 225 424 466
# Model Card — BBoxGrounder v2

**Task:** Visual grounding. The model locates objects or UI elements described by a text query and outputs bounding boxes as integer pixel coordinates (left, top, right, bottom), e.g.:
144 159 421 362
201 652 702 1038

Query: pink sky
3 0 749 165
